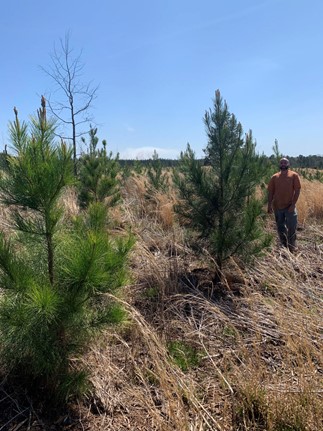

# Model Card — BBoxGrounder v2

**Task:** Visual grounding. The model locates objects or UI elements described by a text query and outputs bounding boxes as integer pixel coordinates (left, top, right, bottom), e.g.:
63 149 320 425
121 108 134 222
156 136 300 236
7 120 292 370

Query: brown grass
296 177 323 224
0 174 322 430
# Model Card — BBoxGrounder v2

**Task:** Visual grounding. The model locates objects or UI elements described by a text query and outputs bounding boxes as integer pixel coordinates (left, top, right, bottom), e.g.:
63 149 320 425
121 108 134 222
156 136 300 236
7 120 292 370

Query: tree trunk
46 232 54 285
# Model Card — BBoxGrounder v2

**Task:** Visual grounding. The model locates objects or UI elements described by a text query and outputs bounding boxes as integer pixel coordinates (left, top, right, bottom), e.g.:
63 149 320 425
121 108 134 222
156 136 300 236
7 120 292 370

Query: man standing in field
267 158 301 252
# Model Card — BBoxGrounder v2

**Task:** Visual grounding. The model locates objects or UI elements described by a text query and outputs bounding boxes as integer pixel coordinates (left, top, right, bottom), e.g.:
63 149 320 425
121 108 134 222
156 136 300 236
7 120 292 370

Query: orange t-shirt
267 170 301 210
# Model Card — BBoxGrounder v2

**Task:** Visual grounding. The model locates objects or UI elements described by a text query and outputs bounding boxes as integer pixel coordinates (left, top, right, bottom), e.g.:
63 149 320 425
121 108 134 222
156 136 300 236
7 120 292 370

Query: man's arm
267 190 274 213
267 178 274 214
288 173 301 212
293 188 301 205
288 188 300 212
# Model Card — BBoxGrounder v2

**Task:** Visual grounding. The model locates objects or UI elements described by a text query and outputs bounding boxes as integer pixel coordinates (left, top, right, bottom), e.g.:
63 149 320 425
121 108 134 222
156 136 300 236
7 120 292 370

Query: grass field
0 173 322 430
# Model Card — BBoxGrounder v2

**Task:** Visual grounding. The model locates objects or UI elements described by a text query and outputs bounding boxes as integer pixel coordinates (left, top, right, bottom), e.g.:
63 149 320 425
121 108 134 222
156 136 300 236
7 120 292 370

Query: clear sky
1 0 323 159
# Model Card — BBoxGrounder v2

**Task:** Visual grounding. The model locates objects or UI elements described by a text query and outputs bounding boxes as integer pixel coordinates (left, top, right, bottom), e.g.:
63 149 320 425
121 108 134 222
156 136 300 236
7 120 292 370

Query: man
267 158 301 252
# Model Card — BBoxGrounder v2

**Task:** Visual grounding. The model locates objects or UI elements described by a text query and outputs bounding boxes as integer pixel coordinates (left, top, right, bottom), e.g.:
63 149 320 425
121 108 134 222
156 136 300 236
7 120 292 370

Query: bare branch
41 31 98 175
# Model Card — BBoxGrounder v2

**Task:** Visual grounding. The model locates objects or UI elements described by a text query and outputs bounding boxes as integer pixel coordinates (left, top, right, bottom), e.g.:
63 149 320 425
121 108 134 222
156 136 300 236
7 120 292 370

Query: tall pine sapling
0 100 133 402
1 96 74 285
174 90 271 270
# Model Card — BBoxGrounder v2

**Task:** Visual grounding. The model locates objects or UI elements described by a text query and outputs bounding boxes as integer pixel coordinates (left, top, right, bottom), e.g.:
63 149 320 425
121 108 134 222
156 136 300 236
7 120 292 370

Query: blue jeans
274 208 298 250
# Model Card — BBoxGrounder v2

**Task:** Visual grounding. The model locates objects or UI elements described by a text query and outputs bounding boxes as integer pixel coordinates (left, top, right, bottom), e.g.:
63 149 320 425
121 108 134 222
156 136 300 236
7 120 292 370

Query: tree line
118 154 323 169
2 151 323 170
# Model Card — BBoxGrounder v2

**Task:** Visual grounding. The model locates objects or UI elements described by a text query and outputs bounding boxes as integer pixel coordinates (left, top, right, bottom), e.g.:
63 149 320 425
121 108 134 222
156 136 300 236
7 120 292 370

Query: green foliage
119 163 132 182
142 286 159 299
272 139 283 166
173 90 271 268
133 158 145 174
297 168 323 182
286 154 323 169
167 341 201 372
78 127 121 209
0 99 74 284
146 150 169 192
264 140 284 186
3 112 73 215
222 324 238 339
0 102 133 402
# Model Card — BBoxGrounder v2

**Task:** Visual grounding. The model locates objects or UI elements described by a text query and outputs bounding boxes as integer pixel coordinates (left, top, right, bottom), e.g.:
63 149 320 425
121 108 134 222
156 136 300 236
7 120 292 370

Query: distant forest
118 154 323 169
1 151 323 169
276 154 323 169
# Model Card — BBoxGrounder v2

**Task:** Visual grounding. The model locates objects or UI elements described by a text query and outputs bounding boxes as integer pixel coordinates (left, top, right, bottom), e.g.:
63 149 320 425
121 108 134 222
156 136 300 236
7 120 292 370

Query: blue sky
1 0 323 159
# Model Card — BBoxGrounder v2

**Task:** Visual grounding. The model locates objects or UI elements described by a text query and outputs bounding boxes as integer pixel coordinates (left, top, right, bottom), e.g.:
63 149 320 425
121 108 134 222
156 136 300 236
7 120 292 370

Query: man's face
279 159 289 170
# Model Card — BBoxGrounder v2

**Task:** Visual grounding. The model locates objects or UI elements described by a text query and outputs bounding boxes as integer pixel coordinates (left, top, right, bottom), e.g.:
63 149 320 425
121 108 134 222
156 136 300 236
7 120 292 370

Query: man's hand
267 204 273 214
288 204 296 212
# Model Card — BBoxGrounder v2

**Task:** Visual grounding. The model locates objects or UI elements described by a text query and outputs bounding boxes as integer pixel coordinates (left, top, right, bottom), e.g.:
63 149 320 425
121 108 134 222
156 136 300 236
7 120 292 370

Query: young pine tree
146 150 169 193
267 139 283 178
173 90 271 270
0 100 133 402
78 126 121 209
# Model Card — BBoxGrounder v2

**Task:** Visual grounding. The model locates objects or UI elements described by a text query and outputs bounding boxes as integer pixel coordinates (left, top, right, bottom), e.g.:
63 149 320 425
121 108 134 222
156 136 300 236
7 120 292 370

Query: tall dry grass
296 177 323 224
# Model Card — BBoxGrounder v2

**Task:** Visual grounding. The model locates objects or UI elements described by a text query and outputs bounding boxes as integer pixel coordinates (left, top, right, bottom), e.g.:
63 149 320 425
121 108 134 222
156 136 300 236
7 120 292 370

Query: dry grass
296 177 323 224
0 173 322 430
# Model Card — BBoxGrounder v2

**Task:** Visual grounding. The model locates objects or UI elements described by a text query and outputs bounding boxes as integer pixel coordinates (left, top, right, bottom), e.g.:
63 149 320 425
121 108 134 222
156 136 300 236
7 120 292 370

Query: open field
0 173 322 430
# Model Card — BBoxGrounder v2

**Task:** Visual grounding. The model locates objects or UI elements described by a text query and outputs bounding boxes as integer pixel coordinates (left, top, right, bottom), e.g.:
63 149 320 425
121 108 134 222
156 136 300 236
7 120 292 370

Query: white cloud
119 146 180 160
124 124 135 133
